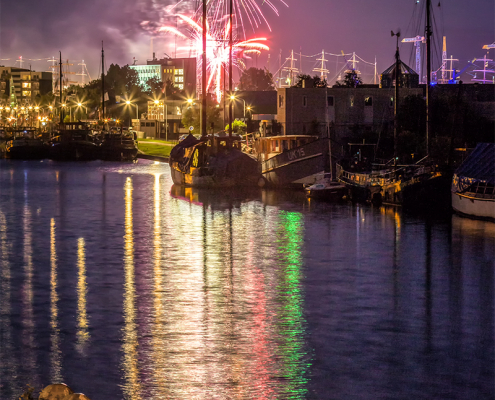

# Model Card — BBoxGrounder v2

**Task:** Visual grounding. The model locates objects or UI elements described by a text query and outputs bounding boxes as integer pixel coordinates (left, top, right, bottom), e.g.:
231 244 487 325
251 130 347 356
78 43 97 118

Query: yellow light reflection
50 218 63 382
23 203 38 379
76 237 90 350
151 173 168 395
122 177 142 399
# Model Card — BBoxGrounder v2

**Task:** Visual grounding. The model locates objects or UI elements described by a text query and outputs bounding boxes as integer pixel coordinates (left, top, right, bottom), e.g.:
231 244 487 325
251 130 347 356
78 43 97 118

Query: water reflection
121 177 142 399
22 185 38 385
0 209 17 397
0 161 492 400
76 238 90 351
50 218 63 383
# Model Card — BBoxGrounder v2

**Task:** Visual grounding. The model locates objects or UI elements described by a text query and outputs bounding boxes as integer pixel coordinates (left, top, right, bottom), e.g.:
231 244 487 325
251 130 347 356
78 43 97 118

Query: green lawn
137 142 173 158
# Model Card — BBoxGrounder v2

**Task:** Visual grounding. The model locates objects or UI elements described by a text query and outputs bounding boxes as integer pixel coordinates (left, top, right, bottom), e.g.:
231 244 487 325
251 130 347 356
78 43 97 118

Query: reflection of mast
50 218 63 383
23 187 38 382
122 177 142 398
76 238 90 351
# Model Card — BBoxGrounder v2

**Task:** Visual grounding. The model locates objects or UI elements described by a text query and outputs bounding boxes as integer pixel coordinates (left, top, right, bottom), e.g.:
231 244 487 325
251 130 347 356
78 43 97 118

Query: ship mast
101 42 105 121
425 0 431 157
228 0 233 140
59 51 63 124
201 0 207 138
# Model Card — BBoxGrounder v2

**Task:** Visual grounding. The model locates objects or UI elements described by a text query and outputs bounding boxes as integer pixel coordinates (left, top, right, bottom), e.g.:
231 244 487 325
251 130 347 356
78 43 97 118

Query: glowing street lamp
125 100 138 119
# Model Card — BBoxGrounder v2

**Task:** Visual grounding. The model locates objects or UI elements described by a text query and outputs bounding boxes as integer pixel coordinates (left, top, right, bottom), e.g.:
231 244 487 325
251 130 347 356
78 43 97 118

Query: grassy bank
137 140 175 158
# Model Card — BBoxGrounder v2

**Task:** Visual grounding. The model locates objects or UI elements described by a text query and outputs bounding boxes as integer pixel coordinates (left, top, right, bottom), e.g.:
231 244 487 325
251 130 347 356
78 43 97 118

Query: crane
482 42 495 50
401 36 425 82
448 58 476 83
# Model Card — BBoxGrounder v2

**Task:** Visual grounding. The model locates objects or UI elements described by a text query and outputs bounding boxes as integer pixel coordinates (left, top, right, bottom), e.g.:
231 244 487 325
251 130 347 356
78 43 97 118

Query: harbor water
0 159 493 399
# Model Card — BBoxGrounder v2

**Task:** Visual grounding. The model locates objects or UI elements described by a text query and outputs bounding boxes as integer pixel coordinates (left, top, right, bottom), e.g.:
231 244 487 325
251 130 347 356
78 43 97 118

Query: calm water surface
0 159 493 399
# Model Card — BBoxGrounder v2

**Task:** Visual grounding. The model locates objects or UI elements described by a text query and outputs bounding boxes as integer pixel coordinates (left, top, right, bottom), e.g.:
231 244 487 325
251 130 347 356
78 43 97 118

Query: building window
390 97 394 107
22 82 31 88
327 96 334 107
303 96 307 107
364 96 372 106
175 69 184 75
279 95 284 107
22 90 31 97
178 84 184 90
350 96 354 107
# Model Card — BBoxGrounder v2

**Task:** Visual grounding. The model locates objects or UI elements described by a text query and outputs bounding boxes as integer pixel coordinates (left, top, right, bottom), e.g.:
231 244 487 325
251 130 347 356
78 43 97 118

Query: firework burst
171 0 288 36
157 14 269 102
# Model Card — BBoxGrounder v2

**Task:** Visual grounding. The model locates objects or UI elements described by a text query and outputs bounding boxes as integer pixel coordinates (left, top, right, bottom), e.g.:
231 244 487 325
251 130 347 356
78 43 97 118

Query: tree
145 77 164 98
181 98 222 134
335 70 362 88
238 67 275 91
225 120 247 134
293 74 328 88
104 64 141 103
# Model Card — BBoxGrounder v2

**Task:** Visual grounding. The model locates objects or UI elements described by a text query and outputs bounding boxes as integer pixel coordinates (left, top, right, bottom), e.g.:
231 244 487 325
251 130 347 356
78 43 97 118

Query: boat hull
6 142 49 160
49 142 100 161
452 191 495 221
261 138 329 188
170 143 260 188
305 183 347 202
100 145 138 161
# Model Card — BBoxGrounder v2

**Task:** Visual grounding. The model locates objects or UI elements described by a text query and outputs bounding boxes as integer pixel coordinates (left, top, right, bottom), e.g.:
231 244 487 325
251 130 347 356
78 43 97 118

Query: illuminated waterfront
0 159 493 399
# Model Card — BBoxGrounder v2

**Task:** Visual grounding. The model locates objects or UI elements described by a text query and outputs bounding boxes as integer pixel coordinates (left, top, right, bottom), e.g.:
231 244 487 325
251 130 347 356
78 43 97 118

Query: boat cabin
254 135 318 162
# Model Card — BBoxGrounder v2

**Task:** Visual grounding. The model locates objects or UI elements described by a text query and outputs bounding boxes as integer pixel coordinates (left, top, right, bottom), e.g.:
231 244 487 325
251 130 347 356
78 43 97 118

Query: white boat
305 173 347 201
451 143 495 221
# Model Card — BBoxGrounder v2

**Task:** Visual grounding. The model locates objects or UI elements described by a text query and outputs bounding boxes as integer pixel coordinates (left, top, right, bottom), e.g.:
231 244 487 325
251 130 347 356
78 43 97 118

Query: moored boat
100 129 138 161
5 129 49 160
252 135 330 188
305 173 347 201
49 122 100 161
451 143 495 221
169 133 260 187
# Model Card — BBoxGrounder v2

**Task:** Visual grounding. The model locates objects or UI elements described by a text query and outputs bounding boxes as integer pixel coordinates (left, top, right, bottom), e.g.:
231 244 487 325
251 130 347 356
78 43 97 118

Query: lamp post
125 100 138 128
77 102 87 120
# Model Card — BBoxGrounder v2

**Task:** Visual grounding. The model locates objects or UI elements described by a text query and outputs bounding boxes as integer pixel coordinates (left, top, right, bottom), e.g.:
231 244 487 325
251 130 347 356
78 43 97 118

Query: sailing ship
168 0 261 188
337 0 451 208
451 143 495 221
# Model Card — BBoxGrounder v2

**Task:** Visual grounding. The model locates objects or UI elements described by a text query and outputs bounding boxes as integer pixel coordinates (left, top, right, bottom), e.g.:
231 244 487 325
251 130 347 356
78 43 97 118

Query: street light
125 100 138 119
77 102 87 119
230 95 247 119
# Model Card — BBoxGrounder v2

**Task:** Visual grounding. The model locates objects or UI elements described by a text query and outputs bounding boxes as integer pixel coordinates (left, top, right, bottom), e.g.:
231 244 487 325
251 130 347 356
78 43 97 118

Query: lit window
175 69 184 75
22 90 31 97
178 84 184 90
350 96 354 107
365 97 372 106
22 82 31 88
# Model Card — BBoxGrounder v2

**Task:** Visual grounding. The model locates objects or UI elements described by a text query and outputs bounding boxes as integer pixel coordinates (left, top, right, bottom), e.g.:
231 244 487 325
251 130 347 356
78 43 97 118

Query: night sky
0 0 493 85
